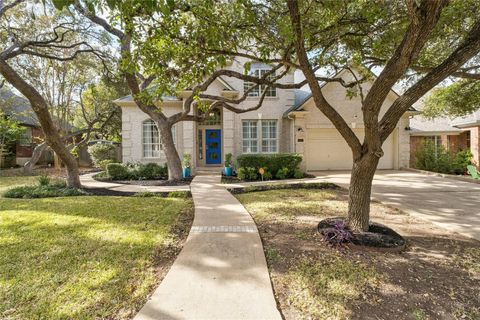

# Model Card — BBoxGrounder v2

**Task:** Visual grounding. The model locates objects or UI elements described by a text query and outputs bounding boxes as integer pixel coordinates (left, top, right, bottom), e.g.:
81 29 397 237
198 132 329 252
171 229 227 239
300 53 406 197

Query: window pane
143 119 161 158
261 120 277 153
242 120 258 153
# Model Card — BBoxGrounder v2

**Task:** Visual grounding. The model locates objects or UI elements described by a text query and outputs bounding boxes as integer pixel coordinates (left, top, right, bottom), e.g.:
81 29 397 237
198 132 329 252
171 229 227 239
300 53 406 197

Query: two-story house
114 59 414 172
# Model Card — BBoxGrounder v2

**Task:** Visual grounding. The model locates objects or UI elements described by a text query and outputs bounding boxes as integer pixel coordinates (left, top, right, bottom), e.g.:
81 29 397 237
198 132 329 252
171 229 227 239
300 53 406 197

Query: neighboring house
0 88 51 167
115 62 415 172
410 112 480 167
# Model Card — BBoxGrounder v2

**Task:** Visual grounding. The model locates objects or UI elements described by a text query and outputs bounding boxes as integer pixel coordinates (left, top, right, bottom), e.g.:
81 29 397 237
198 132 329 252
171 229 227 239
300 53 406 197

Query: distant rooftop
0 88 38 126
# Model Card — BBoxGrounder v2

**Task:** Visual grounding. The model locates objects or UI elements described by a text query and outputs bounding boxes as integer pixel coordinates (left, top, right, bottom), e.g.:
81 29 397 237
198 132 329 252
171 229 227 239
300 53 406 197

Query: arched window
143 119 160 158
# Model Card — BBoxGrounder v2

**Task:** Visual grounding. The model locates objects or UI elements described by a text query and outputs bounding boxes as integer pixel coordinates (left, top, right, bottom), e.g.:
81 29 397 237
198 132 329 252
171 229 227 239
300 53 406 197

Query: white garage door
305 128 395 171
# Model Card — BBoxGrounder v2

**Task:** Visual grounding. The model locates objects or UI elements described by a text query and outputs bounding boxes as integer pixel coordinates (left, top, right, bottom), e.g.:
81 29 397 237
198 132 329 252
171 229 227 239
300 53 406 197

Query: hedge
236 153 302 177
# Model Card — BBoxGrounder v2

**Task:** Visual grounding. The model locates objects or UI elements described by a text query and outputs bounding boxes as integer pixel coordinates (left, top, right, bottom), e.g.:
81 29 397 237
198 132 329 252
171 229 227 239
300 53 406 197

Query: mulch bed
318 217 406 252
111 176 193 186
93 176 194 187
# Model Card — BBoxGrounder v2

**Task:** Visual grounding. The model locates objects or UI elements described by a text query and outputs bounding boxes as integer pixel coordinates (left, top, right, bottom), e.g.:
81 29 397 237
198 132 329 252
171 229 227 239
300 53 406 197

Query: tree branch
287 0 362 158
0 0 25 19
380 19 480 141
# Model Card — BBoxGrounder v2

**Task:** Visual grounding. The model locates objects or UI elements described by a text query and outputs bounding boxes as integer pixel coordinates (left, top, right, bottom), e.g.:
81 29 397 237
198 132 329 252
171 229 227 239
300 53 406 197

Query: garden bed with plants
415 140 473 175
93 162 192 186
236 188 480 320
221 153 312 183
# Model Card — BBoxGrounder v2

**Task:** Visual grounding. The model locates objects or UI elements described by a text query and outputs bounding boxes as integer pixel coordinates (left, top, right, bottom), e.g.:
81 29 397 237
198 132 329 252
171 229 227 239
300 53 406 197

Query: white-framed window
243 65 276 97
242 120 258 153
262 120 278 153
143 119 161 158
242 120 278 154
142 120 178 158
424 135 443 155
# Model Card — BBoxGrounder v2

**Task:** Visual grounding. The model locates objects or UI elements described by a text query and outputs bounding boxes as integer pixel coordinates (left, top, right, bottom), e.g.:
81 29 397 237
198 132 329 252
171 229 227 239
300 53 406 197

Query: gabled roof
284 68 418 117
114 77 236 104
409 116 462 135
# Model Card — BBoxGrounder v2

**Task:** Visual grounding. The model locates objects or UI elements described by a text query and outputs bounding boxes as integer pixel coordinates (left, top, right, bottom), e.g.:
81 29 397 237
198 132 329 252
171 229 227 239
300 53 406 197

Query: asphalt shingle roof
0 88 38 126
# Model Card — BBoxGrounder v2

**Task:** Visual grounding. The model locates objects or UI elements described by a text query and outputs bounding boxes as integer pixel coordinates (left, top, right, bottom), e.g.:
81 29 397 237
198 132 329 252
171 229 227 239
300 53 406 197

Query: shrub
246 167 258 180
135 163 167 180
237 167 258 181
237 167 247 180
293 168 304 179
106 163 129 180
452 149 473 174
236 153 302 177
416 140 473 174
3 184 87 198
275 167 289 179
88 144 117 168
97 159 117 171
37 175 50 186
263 170 273 180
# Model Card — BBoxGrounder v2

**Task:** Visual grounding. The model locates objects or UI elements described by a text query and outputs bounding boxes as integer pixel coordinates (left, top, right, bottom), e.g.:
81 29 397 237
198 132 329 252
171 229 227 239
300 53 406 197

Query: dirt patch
237 188 480 320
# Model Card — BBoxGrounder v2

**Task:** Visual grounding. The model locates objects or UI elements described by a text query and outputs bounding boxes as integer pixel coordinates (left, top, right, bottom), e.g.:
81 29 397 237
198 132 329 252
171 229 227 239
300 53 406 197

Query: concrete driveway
312 170 480 241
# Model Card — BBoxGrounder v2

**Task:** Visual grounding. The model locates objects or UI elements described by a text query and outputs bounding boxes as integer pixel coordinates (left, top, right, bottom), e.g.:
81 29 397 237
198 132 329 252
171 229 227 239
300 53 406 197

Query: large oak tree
0 0 108 186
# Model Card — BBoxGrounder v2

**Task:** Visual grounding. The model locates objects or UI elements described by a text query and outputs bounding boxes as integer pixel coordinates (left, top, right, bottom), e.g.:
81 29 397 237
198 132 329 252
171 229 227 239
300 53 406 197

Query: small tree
0 111 25 166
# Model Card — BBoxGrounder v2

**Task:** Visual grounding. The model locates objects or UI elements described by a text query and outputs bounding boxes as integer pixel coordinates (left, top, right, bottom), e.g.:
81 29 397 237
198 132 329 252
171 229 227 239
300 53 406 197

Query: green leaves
423 80 480 119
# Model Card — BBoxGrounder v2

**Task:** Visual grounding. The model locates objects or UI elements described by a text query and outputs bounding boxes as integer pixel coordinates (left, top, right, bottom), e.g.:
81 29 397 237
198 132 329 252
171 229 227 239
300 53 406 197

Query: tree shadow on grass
0 202 193 320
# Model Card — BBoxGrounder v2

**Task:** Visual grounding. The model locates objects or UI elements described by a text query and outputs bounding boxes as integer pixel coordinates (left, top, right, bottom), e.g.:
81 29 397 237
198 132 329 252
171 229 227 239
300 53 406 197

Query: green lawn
0 176 38 194
0 196 194 319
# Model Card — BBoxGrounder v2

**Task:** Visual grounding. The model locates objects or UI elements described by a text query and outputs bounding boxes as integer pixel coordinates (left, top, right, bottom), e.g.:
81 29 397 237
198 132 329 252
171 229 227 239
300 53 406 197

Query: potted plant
182 153 191 178
224 153 233 176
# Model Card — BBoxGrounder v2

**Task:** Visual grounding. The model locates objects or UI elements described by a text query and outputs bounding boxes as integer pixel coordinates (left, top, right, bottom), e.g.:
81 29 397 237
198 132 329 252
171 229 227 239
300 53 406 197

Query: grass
283 254 380 319
0 175 38 194
236 188 351 223
236 188 480 320
0 196 194 319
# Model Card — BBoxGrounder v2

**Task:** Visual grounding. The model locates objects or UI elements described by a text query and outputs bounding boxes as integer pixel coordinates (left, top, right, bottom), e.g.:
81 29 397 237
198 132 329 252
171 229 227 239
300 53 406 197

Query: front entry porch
196 108 223 167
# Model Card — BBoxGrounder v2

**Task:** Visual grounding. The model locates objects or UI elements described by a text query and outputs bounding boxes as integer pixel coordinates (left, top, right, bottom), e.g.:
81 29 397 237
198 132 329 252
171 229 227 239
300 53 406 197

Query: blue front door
205 129 221 164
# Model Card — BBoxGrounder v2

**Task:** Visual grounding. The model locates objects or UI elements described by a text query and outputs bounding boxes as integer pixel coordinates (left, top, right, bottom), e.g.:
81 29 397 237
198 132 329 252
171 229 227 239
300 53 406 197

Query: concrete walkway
134 174 281 320
313 170 480 241
80 172 189 193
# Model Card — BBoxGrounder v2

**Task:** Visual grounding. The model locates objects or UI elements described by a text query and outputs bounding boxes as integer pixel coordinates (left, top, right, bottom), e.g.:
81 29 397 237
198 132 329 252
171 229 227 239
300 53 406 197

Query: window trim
242 119 278 154
142 119 161 159
142 120 178 159
243 67 277 98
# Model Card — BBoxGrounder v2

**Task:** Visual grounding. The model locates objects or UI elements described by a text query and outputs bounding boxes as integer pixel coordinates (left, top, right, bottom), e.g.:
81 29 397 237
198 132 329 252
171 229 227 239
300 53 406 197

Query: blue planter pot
224 166 233 177
182 167 191 178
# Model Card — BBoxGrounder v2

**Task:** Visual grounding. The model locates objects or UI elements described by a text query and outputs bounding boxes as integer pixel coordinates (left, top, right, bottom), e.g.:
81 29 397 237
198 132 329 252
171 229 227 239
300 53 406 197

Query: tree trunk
347 153 380 232
158 122 183 180
24 142 48 174
0 59 81 188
